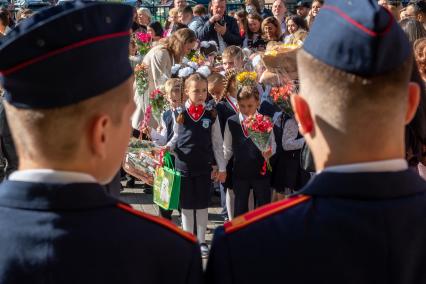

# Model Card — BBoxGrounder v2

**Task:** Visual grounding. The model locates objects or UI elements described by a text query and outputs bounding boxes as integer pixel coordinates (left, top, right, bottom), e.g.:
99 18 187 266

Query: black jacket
195 14 243 47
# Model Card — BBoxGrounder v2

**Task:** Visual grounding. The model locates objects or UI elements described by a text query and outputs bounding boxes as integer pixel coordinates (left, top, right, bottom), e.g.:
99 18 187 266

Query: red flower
136 32 152 43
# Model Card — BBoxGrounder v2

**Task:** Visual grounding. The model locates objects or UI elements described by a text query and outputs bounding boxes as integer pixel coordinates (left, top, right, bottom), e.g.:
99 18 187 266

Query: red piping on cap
322 5 393 37
0 30 130 76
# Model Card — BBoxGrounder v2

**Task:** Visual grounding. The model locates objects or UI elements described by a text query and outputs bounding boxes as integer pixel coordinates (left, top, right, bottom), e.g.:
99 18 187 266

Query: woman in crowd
306 0 323 28
147 21 164 44
244 0 262 15
284 15 308 45
243 12 266 50
262 16 283 43
234 10 248 38
132 28 197 129
137 8 152 31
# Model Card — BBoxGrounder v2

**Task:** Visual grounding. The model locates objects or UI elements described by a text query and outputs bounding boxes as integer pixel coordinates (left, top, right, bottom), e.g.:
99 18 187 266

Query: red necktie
188 104 204 120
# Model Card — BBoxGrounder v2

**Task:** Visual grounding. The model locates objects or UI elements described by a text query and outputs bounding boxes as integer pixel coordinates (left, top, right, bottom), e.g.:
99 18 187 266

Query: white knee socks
181 208 208 244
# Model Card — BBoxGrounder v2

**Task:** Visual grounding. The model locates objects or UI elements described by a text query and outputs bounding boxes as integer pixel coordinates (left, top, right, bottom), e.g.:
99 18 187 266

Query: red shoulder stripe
116 203 197 243
224 195 311 234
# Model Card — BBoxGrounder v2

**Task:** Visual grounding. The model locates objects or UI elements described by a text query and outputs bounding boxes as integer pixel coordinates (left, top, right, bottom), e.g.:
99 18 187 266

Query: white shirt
9 169 97 184
223 112 276 162
272 112 305 151
322 159 408 174
150 109 177 146
166 101 227 172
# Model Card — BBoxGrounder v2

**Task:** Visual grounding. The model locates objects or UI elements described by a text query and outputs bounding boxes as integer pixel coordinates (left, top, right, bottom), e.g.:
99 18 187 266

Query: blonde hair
223 45 243 61
160 28 197 62
5 79 131 163
137 8 152 22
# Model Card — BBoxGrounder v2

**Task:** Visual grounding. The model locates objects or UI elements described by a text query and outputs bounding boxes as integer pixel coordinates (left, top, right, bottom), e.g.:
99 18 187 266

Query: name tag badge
202 119 210 129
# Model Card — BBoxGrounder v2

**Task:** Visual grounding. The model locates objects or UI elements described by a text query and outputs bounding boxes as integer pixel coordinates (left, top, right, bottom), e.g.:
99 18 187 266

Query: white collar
185 100 205 109
321 159 408 174
9 169 97 184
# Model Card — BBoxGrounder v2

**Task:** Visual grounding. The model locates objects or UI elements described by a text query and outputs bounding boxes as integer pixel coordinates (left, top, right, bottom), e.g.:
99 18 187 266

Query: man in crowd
195 0 242 51
295 0 310 19
405 0 426 28
0 1 203 283
258 0 273 19
207 0 426 283
272 0 287 35
174 0 187 9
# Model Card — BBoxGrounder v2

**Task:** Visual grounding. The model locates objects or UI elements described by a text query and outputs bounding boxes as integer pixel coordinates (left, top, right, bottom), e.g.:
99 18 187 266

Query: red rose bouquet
149 88 167 125
243 114 274 175
270 82 296 115
135 32 152 56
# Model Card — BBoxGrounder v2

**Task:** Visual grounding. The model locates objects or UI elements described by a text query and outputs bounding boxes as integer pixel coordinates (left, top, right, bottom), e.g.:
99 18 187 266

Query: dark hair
312 0 324 5
409 0 426 14
286 15 309 32
400 18 426 46
171 22 188 34
0 10 9 27
235 10 248 35
237 85 260 102
247 12 263 38
148 21 164 37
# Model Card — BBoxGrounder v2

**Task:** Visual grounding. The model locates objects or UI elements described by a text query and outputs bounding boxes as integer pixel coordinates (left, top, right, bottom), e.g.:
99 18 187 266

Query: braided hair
221 69 238 102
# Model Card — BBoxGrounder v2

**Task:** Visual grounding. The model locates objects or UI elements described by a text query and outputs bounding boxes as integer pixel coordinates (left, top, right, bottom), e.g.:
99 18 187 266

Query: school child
142 78 182 220
166 73 226 258
223 84 276 217
222 46 244 72
207 73 225 103
271 110 310 200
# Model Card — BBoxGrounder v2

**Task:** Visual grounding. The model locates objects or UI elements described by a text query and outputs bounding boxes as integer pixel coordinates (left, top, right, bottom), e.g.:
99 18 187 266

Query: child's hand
262 148 273 160
216 171 227 183
156 126 163 133
163 146 171 152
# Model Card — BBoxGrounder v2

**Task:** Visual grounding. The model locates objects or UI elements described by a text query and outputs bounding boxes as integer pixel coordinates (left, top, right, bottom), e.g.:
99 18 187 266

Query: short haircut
179 5 193 15
237 85 260 101
193 4 207 16
297 49 413 131
5 79 132 163
223 45 243 61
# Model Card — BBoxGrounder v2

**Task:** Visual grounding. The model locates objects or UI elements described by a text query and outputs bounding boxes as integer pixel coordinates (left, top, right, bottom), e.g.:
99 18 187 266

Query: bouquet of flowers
243 114 274 175
236 71 257 86
135 32 152 56
134 63 149 97
149 88 167 125
270 82 296 115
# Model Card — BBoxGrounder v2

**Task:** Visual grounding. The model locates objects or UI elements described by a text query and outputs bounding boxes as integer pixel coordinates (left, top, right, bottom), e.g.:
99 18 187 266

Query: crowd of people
0 0 426 282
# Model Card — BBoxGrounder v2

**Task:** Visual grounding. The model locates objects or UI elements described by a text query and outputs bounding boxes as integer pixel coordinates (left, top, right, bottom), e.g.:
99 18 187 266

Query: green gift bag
153 153 181 210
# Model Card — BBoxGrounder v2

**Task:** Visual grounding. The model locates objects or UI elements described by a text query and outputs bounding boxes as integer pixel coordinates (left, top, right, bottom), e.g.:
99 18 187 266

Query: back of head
298 0 415 166
0 1 135 181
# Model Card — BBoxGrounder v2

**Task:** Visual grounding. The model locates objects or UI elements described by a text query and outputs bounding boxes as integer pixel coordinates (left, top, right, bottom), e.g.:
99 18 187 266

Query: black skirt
179 174 212 209
272 149 309 192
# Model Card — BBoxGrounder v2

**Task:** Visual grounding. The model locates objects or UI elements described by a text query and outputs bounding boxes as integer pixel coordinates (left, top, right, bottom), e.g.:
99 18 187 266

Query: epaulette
116 203 197 243
224 195 311 234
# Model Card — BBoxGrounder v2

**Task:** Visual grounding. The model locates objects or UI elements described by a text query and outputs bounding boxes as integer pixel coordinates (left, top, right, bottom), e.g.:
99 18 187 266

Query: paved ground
119 182 225 245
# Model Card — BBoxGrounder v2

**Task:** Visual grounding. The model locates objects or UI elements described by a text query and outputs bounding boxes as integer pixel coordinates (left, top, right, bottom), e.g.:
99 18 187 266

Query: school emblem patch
202 119 211 129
